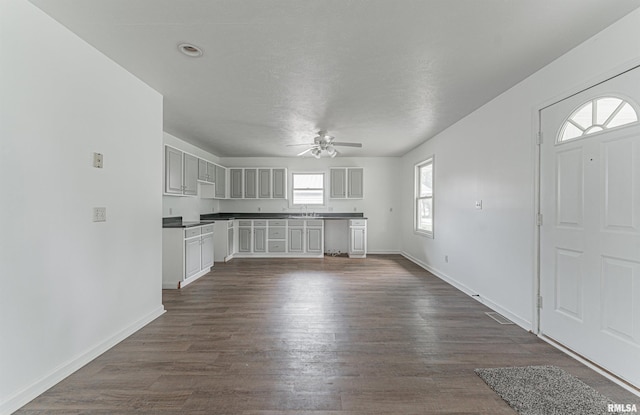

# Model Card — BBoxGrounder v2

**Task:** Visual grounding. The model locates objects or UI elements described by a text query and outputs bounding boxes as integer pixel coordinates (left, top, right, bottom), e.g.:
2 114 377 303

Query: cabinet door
183 153 199 196
253 228 266 252
198 158 208 181
288 228 304 253
258 169 271 198
230 169 243 198
207 162 215 183
201 233 214 269
244 168 257 198
306 227 323 253
238 227 251 252
347 168 364 198
227 226 234 256
165 146 183 194
272 168 286 199
349 227 366 255
330 168 346 198
215 165 226 198
185 238 202 277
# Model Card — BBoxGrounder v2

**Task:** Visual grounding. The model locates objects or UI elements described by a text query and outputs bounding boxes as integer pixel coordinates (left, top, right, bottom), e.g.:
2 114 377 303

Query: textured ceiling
30 0 640 157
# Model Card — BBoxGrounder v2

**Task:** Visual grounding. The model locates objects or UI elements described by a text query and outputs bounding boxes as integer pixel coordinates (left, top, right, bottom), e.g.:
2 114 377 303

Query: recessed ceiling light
178 43 203 57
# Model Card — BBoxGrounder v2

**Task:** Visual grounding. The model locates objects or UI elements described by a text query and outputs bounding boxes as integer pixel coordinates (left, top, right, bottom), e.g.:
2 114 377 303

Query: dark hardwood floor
16 255 639 414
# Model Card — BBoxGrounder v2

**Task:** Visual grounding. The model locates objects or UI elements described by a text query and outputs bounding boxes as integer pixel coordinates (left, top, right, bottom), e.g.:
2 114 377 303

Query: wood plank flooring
16 255 639 414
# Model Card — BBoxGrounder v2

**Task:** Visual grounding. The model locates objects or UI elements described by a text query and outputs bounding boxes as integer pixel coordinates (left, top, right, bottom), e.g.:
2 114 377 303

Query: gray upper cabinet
330 167 363 199
244 169 257 198
182 154 198 196
165 146 184 194
230 168 243 198
272 168 287 199
258 169 271 198
347 168 364 198
215 165 226 198
198 158 208 182
330 168 346 198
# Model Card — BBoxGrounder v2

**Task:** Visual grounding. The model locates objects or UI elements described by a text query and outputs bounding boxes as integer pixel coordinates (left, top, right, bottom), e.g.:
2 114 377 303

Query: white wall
0 1 164 412
220 157 402 253
163 132 221 220
400 8 640 329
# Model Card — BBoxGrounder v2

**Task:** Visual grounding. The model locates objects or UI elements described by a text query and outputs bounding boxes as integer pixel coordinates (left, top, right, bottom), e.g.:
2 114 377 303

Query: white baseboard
401 251 532 331
367 250 402 254
1 305 165 415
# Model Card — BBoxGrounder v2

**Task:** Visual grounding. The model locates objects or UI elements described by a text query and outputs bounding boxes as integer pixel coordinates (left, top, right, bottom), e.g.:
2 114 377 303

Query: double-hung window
415 157 434 237
291 173 325 205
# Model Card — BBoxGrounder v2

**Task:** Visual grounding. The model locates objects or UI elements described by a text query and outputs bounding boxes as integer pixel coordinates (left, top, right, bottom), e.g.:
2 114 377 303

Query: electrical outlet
445 255 449 263
353 207 357 211
93 207 106 222
93 152 103 168
258 207 261 212
169 208 173 215
389 207 393 212
475 200 483 210
328 207 334 212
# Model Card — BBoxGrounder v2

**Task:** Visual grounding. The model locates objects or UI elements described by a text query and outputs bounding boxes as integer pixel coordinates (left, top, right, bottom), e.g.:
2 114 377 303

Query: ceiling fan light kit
290 131 361 158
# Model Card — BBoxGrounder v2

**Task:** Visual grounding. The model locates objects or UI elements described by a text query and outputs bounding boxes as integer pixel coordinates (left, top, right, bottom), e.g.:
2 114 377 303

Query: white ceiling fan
288 131 362 158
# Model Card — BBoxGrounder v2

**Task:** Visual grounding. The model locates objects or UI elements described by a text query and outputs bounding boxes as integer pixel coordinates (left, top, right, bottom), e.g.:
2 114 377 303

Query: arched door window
557 96 638 143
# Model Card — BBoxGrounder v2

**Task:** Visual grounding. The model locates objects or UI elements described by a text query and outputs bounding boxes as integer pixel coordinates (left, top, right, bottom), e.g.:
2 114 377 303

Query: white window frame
414 156 434 238
290 171 326 207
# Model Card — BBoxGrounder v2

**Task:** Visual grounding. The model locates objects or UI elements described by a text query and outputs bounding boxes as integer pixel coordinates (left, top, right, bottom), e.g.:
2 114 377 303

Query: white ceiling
30 0 640 157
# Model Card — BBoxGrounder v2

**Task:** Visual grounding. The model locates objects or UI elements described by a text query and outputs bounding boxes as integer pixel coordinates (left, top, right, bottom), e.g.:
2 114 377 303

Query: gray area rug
475 365 622 415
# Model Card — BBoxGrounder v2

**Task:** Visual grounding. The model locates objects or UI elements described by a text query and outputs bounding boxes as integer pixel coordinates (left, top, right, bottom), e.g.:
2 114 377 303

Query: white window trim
414 156 434 238
289 171 326 207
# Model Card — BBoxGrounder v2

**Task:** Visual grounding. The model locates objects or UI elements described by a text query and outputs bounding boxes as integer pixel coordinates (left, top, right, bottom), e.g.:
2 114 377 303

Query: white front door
539 66 640 387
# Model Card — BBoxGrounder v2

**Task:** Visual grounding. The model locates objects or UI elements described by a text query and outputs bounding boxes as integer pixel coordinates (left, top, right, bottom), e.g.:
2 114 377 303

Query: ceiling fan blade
332 142 362 147
286 143 315 147
296 147 314 156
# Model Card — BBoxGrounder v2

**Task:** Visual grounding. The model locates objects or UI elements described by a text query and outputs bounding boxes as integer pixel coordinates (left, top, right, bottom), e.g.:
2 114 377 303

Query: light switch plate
93 152 103 168
93 207 106 222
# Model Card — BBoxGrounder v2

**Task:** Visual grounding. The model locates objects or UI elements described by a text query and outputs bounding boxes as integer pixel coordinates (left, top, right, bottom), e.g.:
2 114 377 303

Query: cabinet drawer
268 227 286 239
306 220 323 227
350 219 367 226
288 220 304 227
238 220 252 227
269 220 286 226
201 224 214 234
268 241 286 252
253 220 267 227
184 227 201 238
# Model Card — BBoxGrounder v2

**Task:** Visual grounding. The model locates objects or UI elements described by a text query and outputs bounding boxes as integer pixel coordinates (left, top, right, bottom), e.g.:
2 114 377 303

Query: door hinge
537 295 543 309
537 213 543 226
537 131 543 145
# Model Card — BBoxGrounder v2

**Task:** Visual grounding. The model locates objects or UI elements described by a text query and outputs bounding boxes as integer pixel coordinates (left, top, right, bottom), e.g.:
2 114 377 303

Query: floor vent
485 311 514 325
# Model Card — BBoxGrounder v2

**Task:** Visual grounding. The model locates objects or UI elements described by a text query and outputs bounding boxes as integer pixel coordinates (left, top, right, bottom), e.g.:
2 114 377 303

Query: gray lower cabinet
253 227 266 252
238 225 251 252
272 168 286 199
230 168 243 198
258 169 271 198
348 219 367 258
185 237 202 278
306 221 324 254
162 224 214 289
288 227 304 253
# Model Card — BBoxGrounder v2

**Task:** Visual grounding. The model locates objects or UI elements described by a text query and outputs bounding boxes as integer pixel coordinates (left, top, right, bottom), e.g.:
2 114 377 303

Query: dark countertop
162 217 213 228
200 212 366 221
163 213 366 228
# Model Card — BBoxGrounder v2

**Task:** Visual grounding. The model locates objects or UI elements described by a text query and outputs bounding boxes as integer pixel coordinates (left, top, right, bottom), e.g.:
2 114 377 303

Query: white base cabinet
233 219 324 258
348 219 367 258
163 224 214 289
213 220 234 262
